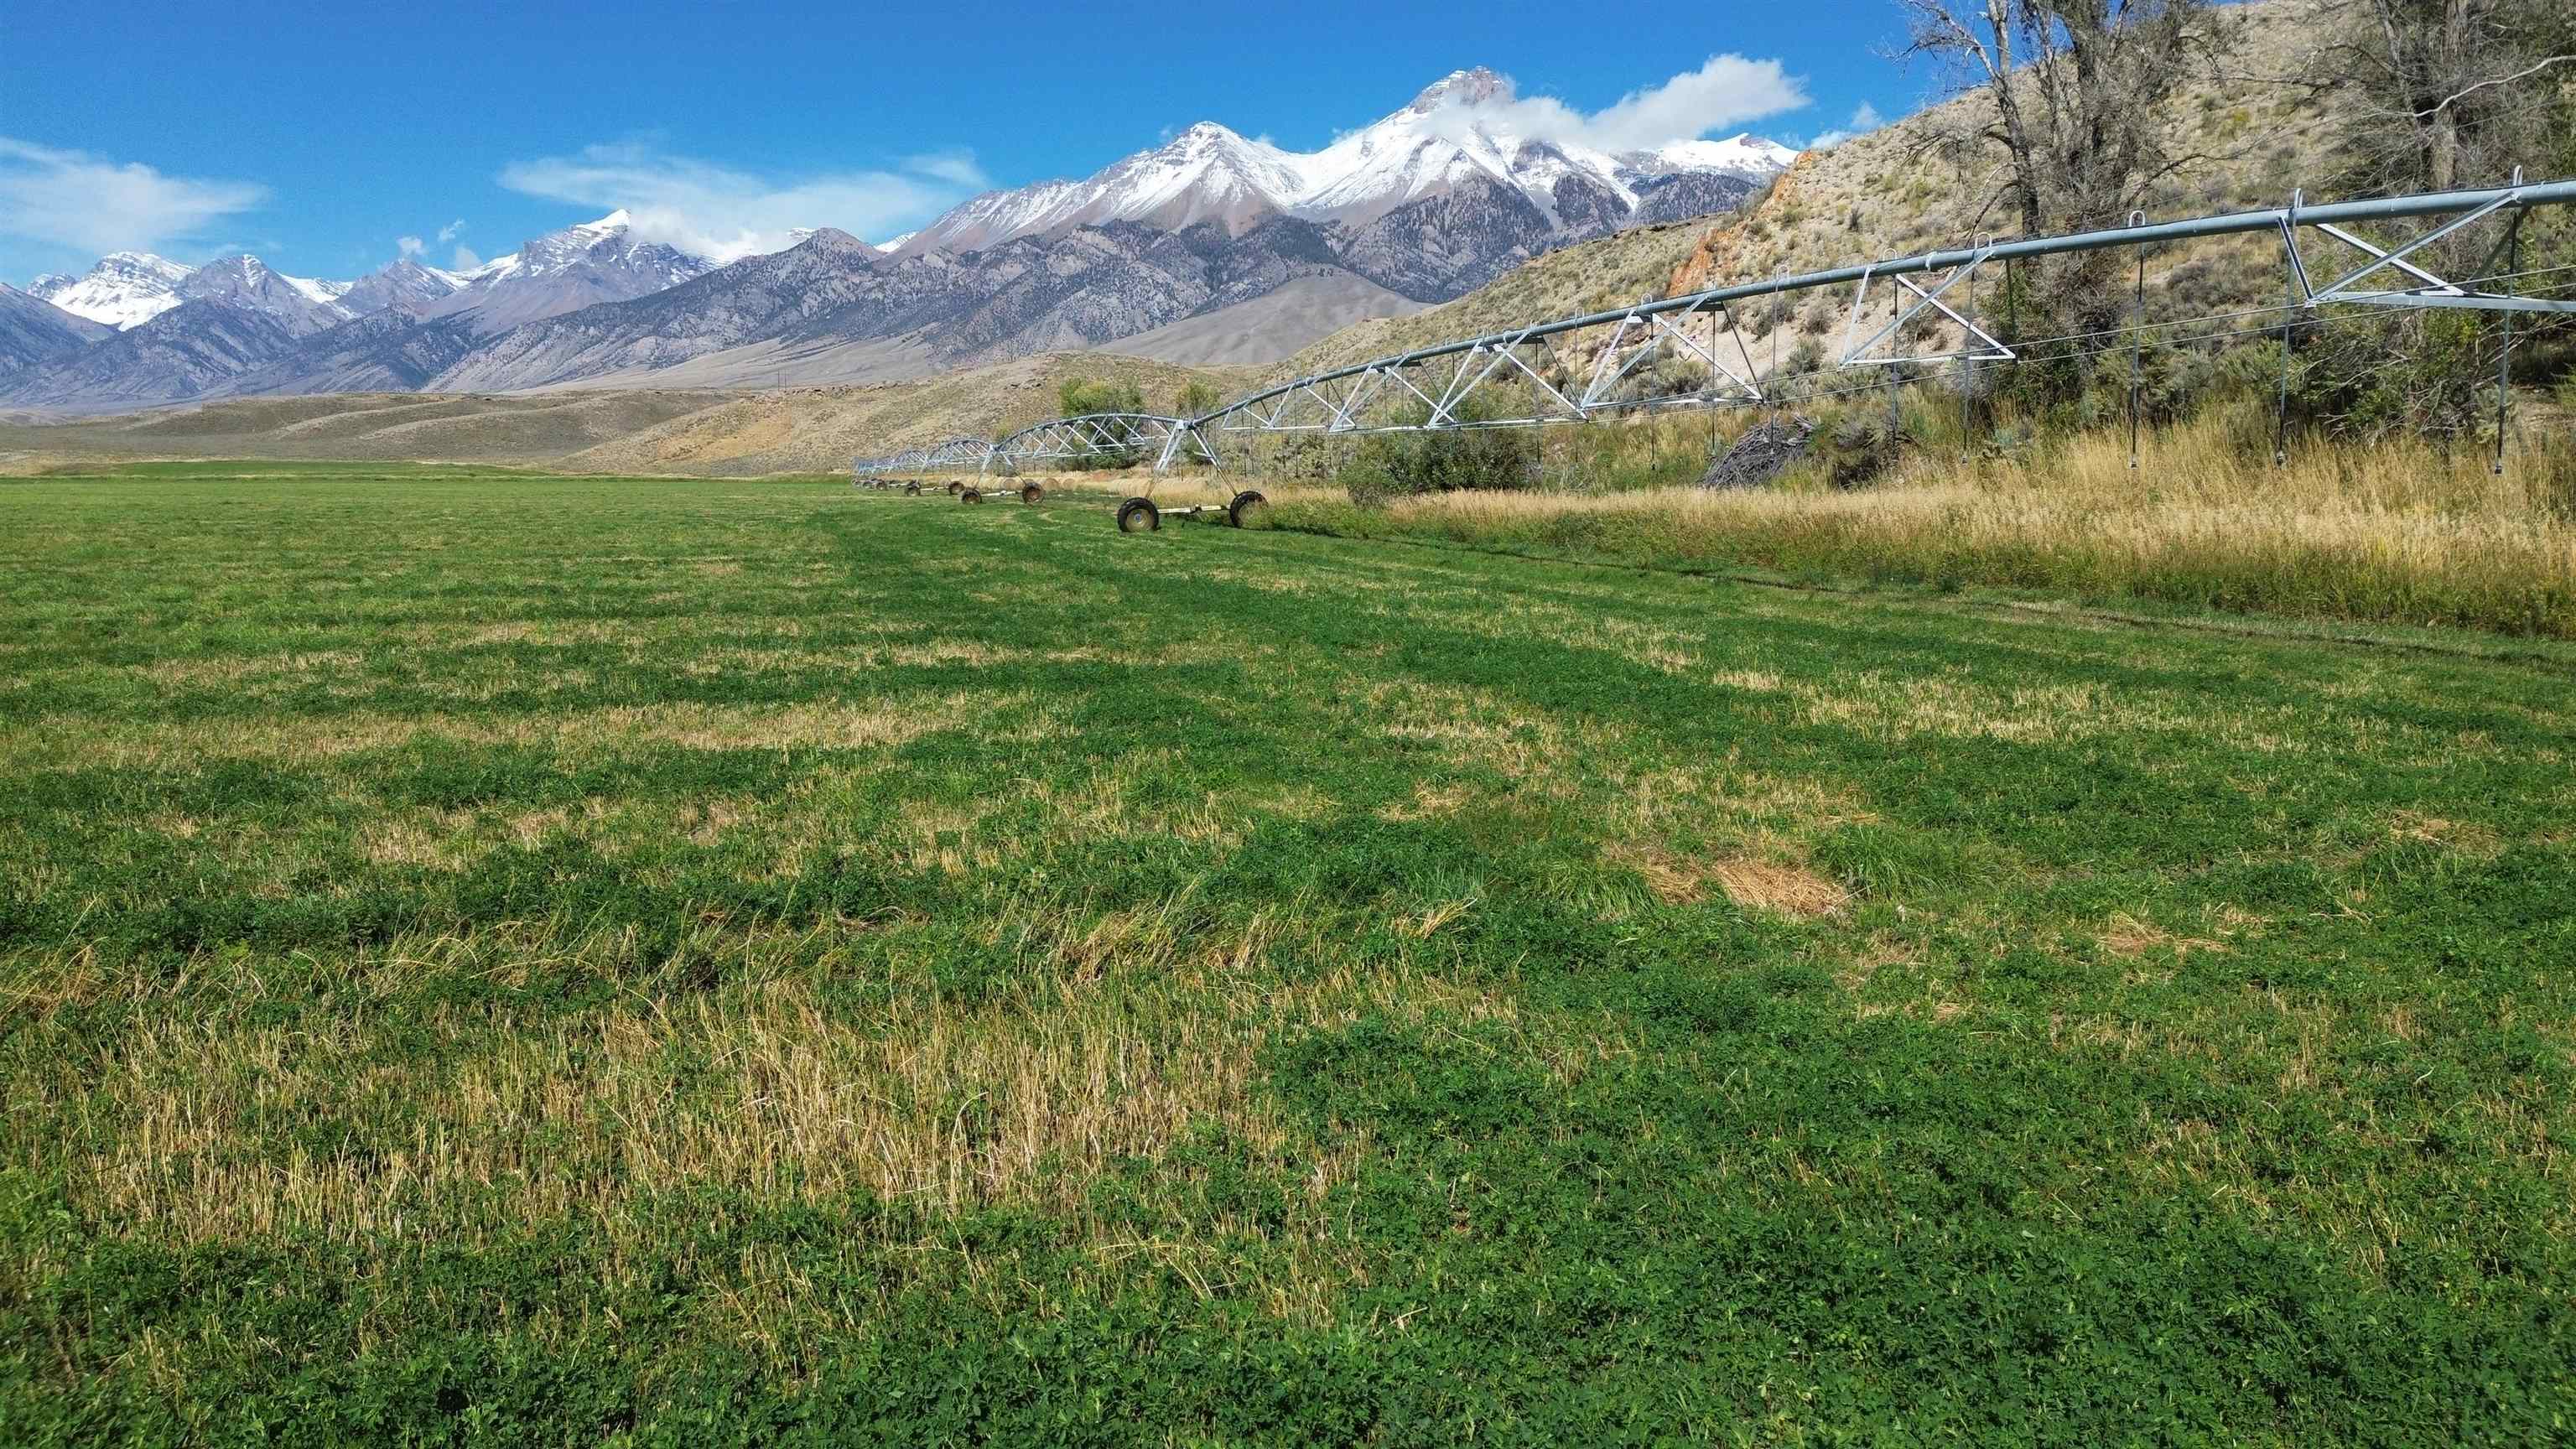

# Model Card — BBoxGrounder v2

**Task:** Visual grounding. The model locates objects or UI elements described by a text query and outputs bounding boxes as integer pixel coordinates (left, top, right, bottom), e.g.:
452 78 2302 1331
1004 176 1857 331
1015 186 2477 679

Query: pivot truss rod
849 436 992 478
850 414 1218 481
854 174 2576 484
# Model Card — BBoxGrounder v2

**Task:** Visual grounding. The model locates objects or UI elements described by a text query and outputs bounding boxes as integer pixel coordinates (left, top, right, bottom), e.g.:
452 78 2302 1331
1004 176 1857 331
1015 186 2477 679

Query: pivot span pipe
849 176 2576 485
1190 176 2576 430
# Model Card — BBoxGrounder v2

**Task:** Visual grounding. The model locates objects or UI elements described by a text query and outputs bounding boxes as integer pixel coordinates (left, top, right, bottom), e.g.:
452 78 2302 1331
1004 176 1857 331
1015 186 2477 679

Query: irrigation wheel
960 487 984 505
1116 497 1161 533
946 480 963 495
1228 490 1268 528
1021 482 1045 505
904 481 922 496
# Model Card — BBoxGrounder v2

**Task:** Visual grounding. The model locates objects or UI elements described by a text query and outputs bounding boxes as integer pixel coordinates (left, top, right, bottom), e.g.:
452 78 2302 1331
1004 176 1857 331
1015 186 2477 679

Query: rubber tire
905 481 922 496
1021 482 1045 505
1228 490 1268 528
946 480 963 495
960 487 983 505
1116 497 1161 533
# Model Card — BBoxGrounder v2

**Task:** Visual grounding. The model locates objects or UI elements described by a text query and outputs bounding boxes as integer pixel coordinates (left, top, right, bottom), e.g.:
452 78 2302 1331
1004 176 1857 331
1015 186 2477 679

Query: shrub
1337 396 1540 505
1054 377 1150 468
1059 377 1145 418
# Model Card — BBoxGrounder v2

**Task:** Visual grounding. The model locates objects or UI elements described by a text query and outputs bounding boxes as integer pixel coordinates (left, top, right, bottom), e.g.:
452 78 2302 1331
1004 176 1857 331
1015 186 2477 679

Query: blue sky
1 0 1911 285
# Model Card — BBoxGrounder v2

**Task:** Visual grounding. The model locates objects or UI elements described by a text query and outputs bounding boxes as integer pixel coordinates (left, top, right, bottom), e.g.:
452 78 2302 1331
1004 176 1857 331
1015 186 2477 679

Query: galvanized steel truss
850 414 1219 480
854 176 2576 484
848 436 993 480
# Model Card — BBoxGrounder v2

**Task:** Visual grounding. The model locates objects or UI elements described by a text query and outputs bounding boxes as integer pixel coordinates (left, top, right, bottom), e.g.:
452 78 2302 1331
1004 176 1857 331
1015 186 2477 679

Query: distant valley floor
0 351 1262 478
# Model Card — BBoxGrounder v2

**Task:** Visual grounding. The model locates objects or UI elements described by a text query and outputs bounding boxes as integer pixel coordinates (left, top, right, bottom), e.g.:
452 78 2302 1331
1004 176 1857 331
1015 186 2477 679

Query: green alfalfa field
3 461 2573 1444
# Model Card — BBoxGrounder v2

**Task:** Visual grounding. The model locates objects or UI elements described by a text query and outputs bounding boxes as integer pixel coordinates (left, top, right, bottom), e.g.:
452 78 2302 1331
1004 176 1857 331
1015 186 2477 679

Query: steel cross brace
1487 331 1587 421
1644 307 1763 403
1579 306 1766 410
1841 247 2014 366
1578 313 1651 408
2298 178 2576 314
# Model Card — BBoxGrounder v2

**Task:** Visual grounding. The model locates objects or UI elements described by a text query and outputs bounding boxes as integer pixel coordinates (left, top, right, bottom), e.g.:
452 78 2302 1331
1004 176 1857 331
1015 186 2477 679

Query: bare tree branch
2414 52 2576 119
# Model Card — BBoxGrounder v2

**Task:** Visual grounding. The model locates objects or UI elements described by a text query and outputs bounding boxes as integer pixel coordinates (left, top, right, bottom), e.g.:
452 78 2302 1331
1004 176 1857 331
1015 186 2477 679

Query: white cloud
451 245 482 271
1417 57 1808 156
902 151 985 189
1808 102 1888 151
0 137 267 256
436 219 465 243
496 142 989 262
397 234 425 257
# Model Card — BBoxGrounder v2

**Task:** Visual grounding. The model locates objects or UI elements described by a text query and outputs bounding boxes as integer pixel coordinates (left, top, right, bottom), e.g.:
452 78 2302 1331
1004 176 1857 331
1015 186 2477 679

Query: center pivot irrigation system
854 174 2576 527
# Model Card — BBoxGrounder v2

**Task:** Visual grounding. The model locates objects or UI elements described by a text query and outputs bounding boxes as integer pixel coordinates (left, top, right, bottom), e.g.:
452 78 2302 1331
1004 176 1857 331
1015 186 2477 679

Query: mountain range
901 70 1789 256
2 70 1791 412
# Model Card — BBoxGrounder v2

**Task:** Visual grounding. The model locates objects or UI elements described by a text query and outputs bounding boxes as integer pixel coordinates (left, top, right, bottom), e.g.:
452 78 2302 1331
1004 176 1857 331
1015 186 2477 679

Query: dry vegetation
1266 408 2576 636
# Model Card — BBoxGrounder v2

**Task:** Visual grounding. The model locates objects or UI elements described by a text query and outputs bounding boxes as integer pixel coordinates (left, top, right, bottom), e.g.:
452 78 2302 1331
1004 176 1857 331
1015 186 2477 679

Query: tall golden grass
1269 414 2576 637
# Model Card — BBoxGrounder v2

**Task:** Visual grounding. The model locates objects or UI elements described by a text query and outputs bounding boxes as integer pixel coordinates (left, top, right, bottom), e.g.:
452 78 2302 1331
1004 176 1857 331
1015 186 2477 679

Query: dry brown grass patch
361 818 471 870
74 974 1327 1246
1609 841 1847 917
1379 781 1476 821
0 690 1018 771
1366 679 1581 782
2386 811 2506 860
2101 912 2228 959
677 798 740 844
1394 898 1477 938
1710 858 1848 917
137 649 366 687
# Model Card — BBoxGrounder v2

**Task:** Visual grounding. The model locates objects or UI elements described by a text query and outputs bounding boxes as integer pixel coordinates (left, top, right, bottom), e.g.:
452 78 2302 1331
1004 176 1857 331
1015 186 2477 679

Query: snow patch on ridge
901 67 1797 256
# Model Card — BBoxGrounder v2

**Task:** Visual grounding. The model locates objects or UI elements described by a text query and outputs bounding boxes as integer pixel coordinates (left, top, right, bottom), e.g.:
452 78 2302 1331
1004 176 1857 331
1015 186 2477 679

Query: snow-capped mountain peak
287 274 351 305
29 252 195 330
1645 134 1801 175
897 67 1796 257
174 255 359 335
334 257 470 317
478 210 705 283
1407 66 1512 112
406 212 718 335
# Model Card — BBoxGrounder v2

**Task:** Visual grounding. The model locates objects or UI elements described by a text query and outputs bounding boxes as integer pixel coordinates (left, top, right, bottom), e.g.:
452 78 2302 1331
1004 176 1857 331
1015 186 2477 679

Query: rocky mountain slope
174 256 356 335
334 258 469 317
413 210 714 335
1101 274 1426 367
0 285 113 374
370 205 1505 395
1 302 303 409
222 312 486 397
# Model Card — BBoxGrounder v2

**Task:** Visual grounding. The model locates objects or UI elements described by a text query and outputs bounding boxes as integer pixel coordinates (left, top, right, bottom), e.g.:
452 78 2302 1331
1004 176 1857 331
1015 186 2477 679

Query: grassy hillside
4 465 2571 1440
